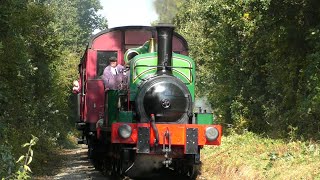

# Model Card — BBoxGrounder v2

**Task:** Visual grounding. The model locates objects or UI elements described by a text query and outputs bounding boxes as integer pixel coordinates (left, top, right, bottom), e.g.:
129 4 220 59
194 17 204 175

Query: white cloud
99 0 158 28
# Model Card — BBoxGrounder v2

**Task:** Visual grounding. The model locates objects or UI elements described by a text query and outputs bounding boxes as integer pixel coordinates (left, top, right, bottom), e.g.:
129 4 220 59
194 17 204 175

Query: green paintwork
124 41 150 64
196 113 214 125
129 52 195 101
107 90 134 126
107 90 119 126
119 111 133 123
108 44 196 126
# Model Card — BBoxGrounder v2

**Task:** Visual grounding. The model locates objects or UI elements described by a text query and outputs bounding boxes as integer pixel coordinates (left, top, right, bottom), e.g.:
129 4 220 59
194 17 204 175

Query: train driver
102 56 125 90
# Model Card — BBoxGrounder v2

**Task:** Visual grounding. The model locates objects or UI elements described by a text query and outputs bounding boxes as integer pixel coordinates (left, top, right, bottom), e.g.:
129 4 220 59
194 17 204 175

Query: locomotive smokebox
156 24 175 75
135 24 192 124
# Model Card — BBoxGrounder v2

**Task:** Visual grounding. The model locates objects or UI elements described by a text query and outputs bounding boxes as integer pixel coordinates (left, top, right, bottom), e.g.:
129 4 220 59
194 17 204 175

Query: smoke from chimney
194 97 213 113
153 0 183 24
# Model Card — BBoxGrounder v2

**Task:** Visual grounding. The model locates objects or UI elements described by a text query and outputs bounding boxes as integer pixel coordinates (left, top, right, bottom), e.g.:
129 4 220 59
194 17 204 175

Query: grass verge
199 132 320 180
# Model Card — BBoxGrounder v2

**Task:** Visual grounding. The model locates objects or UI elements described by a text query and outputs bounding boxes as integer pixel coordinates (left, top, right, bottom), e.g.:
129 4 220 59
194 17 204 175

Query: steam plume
153 0 183 24
194 96 212 113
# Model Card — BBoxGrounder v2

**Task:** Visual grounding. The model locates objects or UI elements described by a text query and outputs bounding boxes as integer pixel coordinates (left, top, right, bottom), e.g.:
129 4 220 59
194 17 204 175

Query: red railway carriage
74 25 222 179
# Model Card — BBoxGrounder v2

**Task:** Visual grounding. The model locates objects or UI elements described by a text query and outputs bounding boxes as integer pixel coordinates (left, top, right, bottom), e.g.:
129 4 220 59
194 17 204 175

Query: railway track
34 144 196 180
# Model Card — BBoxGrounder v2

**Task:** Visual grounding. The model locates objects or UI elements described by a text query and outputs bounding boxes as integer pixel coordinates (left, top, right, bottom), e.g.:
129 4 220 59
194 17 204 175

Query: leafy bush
1 135 38 180
0 145 15 178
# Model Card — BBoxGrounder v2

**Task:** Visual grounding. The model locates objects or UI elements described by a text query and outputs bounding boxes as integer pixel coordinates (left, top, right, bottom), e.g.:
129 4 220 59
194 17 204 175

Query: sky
99 0 159 28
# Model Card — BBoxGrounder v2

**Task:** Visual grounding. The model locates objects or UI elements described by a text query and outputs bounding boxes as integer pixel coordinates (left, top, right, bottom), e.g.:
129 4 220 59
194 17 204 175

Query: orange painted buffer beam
111 123 222 146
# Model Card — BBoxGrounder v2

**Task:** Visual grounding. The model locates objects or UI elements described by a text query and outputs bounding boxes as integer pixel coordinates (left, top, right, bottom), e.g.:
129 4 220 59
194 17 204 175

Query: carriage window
96 51 118 76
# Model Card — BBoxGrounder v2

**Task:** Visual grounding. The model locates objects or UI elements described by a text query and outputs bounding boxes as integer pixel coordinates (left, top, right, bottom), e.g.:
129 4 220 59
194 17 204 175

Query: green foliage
175 0 320 139
0 145 15 178
48 0 107 52
0 0 106 177
14 135 38 180
1 136 38 180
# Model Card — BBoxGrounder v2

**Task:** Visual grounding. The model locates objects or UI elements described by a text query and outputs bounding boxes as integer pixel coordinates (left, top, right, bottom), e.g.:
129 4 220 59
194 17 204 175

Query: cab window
96 51 118 76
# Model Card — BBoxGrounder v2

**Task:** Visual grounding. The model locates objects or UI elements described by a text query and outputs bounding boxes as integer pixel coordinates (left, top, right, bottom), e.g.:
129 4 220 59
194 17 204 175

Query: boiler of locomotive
135 24 192 124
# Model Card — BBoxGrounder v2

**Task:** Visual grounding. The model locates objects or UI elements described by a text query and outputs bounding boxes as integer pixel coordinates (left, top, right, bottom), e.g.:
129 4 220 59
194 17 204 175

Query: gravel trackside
34 145 107 180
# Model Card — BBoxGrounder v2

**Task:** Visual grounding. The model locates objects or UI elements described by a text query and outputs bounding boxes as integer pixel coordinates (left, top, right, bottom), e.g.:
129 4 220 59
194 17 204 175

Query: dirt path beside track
34 145 107 180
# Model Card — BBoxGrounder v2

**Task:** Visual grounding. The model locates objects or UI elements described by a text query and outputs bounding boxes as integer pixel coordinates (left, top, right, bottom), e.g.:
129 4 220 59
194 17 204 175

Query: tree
175 0 320 139
47 0 107 52
0 0 107 175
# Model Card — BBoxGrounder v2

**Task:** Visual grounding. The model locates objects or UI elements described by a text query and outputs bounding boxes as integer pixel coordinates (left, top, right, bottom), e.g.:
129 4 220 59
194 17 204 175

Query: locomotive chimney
156 24 174 75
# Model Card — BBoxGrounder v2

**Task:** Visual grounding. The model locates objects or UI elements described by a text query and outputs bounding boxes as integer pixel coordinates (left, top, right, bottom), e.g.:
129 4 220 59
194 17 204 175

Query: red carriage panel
86 49 97 78
92 31 122 50
90 31 123 76
173 36 188 55
84 79 105 124
125 30 153 45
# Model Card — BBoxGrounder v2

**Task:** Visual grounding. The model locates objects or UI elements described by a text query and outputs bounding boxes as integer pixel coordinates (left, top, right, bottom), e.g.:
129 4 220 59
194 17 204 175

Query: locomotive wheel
110 157 117 177
117 158 124 176
88 138 103 171
110 145 125 179
99 159 107 176
92 159 103 171
186 164 199 180
87 138 93 159
111 160 124 179
174 159 199 180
